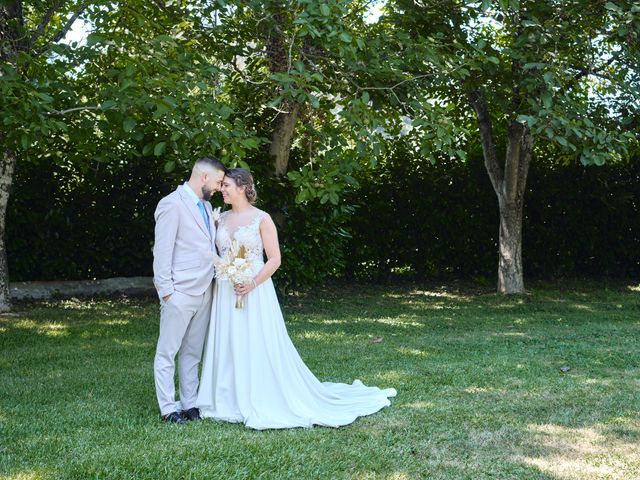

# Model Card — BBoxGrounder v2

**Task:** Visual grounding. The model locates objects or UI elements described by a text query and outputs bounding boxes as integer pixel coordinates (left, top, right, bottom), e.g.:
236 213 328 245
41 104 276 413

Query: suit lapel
178 187 210 238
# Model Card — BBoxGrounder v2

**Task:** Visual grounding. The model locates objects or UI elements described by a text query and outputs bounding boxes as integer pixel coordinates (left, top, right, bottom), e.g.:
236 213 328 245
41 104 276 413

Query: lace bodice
216 210 267 270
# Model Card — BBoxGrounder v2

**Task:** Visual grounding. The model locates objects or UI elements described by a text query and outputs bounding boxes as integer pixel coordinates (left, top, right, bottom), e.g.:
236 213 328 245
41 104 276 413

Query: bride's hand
234 280 257 296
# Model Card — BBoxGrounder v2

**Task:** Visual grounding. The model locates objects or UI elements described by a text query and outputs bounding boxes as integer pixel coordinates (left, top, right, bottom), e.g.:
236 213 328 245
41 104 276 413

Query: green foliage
524 152 640 277
345 143 499 281
236 156 355 291
2 0 397 217
3 0 393 290
1 2 264 172
385 0 640 164
213 0 405 193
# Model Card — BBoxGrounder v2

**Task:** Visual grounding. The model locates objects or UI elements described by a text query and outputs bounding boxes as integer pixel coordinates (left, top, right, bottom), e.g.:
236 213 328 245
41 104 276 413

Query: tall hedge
345 146 640 282
7 149 640 286
7 156 351 291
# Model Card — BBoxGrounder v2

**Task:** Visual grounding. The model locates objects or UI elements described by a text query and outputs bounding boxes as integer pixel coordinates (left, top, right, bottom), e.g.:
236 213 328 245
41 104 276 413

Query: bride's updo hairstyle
226 168 257 204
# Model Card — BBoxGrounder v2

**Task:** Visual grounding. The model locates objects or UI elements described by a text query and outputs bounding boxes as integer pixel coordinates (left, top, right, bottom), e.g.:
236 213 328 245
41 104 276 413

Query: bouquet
216 240 255 308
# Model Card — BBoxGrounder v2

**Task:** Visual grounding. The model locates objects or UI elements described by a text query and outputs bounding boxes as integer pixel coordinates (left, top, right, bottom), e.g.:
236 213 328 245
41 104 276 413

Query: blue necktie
197 201 211 232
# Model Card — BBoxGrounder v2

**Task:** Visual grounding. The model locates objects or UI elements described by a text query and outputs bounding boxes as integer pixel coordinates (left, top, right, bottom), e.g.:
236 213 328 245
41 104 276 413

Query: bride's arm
234 215 281 296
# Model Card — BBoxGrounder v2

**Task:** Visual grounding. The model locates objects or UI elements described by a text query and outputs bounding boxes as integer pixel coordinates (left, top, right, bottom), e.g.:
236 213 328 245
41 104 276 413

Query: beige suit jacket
152 186 218 300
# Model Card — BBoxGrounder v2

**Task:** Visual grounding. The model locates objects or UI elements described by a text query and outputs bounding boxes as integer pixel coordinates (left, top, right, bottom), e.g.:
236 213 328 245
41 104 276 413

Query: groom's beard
201 186 213 202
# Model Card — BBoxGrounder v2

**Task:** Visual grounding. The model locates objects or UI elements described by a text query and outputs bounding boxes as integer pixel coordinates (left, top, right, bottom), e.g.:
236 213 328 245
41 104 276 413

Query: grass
1 280 639 479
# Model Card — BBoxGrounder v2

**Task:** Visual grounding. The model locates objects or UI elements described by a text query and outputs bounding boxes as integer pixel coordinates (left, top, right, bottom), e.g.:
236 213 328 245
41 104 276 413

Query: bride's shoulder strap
218 209 231 223
256 209 270 224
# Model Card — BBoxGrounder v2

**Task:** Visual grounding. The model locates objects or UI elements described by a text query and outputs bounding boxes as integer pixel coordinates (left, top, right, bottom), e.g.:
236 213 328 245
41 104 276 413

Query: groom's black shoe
162 411 185 424
181 407 202 422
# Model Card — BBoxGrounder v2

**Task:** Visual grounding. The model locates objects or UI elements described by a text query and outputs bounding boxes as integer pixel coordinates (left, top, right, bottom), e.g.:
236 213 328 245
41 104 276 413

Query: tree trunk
1 1 85 311
0 149 16 312
1 2 25 61
468 90 532 294
497 199 524 293
264 11 302 177
0 2 23 312
495 122 532 293
269 100 300 176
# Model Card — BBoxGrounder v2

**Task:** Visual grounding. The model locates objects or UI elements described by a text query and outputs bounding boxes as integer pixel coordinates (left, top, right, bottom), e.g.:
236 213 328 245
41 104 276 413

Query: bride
196 168 396 429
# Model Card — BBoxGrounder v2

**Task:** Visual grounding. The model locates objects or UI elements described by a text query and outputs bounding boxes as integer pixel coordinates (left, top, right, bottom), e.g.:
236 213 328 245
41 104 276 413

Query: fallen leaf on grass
559 366 571 373
372 336 384 343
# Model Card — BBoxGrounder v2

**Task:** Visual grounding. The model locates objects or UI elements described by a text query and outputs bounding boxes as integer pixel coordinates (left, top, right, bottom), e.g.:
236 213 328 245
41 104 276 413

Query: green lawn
1 281 639 479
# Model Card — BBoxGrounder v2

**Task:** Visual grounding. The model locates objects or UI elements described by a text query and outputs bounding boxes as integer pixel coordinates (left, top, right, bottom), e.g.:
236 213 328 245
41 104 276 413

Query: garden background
1 1 639 479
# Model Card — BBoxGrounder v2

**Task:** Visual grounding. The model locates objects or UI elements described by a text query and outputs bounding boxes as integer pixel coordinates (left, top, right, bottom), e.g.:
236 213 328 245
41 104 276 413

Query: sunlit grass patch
8 319 71 337
517 423 640 479
396 347 430 357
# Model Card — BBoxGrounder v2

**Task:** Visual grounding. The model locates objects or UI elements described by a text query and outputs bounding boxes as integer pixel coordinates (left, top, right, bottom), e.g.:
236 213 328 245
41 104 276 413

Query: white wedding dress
196 209 396 429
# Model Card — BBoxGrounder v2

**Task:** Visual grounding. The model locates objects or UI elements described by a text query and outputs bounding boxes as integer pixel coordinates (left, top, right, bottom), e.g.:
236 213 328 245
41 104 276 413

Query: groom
152 156 226 424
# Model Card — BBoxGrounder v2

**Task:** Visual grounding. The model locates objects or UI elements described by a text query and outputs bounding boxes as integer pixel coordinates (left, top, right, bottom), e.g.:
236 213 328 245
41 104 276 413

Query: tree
1 1 395 310
0 1 263 311
383 0 640 292
1 1 91 311
203 0 399 183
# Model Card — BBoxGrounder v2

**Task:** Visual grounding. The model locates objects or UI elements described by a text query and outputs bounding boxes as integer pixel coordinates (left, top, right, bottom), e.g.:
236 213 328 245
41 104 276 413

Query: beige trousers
154 285 213 415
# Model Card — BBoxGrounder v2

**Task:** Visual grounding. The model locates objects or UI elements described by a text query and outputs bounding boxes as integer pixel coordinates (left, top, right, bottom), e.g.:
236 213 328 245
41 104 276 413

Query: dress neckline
219 210 264 242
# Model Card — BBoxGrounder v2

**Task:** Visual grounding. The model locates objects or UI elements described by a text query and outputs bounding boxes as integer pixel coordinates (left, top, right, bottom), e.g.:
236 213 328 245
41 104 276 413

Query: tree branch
46 105 111 116
231 55 268 87
341 0 378 21
354 73 433 92
287 28 297 72
1 1 29 60
29 0 65 48
517 126 533 202
576 55 618 79
567 51 621 88
467 88 503 195
48 2 87 45
33 2 88 56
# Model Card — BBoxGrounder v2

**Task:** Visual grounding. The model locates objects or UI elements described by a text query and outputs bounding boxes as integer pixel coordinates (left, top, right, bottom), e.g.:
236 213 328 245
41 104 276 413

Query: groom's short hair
195 156 227 174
